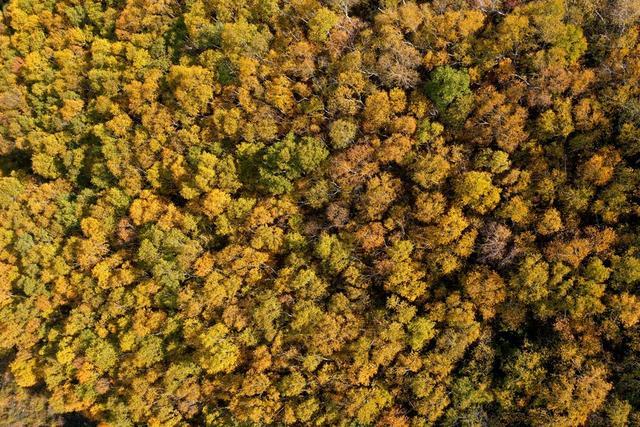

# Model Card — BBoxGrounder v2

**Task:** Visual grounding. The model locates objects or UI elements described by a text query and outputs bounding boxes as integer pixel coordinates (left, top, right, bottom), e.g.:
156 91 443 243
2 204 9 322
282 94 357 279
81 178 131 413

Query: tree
612 253 640 286
511 255 550 304
10 353 38 387
454 171 501 214
361 172 401 220
579 147 621 187
610 293 640 328
329 119 358 149
197 323 241 375
346 387 392 424
609 0 640 27
308 8 340 43
373 24 421 88
247 133 329 195
168 65 214 116
537 208 562 235
407 317 436 350
414 192 446 223
363 90 392 133
464 268 506 319
279 371 306 397
411 153 450 188
425 66 472 111
315 232 350 275
377 240 428 301
499 196 530 225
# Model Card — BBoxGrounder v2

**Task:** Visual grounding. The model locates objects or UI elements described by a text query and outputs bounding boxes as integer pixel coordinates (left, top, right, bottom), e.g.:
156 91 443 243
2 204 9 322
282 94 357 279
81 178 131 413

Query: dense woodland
1 0 640 425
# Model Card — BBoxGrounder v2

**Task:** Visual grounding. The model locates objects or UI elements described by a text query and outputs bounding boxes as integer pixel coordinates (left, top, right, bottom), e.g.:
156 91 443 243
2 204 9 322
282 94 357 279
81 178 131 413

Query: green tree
425 66 472 111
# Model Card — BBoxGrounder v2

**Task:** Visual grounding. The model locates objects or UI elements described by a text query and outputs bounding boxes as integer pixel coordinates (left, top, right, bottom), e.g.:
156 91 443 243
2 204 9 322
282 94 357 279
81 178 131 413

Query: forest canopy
1 0 640 425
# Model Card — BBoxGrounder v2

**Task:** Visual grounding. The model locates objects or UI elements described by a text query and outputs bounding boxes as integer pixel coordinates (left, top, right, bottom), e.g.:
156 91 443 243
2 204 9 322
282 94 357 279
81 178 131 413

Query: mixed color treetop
1 0 640 425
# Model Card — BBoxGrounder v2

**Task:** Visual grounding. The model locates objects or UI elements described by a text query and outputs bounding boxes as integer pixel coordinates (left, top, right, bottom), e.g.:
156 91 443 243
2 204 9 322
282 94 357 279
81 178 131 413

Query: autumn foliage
1 0 640 425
